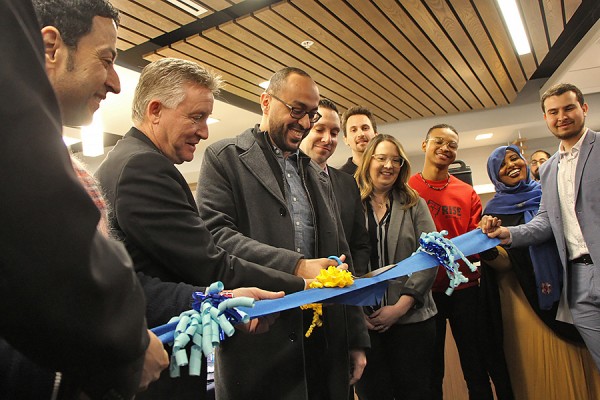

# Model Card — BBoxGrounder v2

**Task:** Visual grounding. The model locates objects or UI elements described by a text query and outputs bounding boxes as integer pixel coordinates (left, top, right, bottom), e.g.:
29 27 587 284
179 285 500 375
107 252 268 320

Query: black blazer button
289 332 297 342
280 208 287 217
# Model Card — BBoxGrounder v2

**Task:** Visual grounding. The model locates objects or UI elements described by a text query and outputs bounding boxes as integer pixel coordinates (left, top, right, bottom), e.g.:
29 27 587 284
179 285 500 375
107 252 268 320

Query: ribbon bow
415 230 477 295
151 281 254 377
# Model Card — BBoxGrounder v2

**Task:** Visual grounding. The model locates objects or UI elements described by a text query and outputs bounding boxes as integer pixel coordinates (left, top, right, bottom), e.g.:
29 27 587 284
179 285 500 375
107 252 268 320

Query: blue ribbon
237 229 498 318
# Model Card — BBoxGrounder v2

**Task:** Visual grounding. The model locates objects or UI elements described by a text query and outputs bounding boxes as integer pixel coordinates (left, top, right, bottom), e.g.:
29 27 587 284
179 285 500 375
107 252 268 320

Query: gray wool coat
197 126 370 400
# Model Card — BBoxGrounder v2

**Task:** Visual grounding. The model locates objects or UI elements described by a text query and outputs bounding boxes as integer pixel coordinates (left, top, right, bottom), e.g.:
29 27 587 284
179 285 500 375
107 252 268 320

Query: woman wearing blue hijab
480 145 600 399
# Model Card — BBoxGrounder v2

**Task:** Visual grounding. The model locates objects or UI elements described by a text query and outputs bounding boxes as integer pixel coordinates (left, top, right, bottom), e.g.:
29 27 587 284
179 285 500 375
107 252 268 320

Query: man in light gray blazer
482 83 600 370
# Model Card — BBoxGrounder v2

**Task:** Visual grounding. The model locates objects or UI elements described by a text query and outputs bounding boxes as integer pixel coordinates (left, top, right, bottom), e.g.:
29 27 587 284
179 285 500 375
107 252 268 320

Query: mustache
289 122 308 132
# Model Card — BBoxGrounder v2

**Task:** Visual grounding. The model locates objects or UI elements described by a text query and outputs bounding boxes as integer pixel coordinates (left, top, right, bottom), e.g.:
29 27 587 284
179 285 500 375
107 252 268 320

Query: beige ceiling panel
262 3 416 120
196 29 278 78
347 0 464 113
177 39 262 85
399 0 495 108
543 0 567 46
472 0 527 93
144 52 165 62
111 0 179 32
375 0 482 110
564 0 583 22
233 14 399 121
282 1 430 118
320 0 447 116
118 26 148 45
117 38 135 51
518 0 549 66
142 0 195 25
451 0 517 102
153 47 261 102
119 12 165 38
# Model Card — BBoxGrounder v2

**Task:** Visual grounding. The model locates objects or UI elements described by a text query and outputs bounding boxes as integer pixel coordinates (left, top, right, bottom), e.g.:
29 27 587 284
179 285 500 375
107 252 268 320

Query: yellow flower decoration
301 266 354 337
309 266 354 289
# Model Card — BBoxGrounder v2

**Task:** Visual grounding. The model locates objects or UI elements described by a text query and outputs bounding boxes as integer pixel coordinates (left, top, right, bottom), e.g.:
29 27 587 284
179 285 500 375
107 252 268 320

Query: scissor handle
328 255 343 266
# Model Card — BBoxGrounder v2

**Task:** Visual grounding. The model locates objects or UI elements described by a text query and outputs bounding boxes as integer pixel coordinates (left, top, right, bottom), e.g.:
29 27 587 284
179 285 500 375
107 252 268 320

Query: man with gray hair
95 58 310 399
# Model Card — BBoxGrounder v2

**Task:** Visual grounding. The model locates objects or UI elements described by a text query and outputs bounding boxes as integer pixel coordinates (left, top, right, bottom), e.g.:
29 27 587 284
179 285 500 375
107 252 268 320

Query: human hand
138 330 169 392
231 287 284 334
349 349 367 385
367 296 414 333
363 313 376 330
294 255 347 279
479 215 511 244
367 306 402 333
231 287 285 300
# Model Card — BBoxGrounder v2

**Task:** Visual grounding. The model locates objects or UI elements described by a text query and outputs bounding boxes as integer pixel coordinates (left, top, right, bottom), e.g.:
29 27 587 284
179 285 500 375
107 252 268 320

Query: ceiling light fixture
300 40 314 49
81 112 104 157
475 133 494 140
165 0 207 16
259 81 270 89
207 117 219 125
497 0 531 55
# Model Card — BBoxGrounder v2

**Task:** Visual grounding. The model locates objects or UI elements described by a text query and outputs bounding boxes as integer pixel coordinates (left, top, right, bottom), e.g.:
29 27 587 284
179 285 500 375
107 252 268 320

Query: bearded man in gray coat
197 67 370 399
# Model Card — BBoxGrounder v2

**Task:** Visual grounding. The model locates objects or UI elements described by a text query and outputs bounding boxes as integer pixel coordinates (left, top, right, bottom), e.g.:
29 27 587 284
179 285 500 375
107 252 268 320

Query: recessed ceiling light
300 40 314 49
207 117 219 125
475 133 494 140
165 0 207 16
259 81 270 89
497 0 531 55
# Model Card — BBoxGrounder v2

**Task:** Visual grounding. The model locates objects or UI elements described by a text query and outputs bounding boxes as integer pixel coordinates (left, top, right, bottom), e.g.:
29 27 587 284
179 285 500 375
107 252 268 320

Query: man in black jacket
300 99 371 276
95 58 310 399
0 0 167 398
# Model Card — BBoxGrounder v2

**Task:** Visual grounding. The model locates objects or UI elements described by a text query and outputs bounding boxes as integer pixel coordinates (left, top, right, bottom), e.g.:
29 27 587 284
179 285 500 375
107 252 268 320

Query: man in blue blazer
482 83 600 370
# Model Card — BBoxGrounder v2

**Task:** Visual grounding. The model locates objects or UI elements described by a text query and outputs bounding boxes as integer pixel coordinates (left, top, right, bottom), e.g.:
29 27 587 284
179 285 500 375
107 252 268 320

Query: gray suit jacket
510 129 600 318
383 191 438 324
197 127 369 399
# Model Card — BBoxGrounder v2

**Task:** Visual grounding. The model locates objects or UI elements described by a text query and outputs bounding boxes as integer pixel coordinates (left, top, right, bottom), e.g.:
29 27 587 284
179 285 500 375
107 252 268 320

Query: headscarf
484 145 562 309
485 145 542 221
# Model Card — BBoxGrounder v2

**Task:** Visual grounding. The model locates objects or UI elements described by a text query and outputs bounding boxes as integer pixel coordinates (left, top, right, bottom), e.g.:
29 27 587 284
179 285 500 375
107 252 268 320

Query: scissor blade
359 263 397 278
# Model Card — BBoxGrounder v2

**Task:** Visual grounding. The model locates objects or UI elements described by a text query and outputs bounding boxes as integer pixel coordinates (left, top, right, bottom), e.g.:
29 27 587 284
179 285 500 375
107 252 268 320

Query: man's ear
260 92 270 114
421 140 428 153
40 26 64 69
147 100 162 123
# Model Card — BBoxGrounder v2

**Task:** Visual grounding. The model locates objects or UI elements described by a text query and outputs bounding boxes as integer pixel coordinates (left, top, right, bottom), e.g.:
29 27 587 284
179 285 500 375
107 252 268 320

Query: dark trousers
430 286 493 400
355 318 435 400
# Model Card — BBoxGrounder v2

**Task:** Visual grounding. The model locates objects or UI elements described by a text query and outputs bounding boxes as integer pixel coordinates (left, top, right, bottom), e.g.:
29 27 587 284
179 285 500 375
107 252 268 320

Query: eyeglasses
269 93 321 123
372 154 405 167
427 137 459 150
530 159 547 166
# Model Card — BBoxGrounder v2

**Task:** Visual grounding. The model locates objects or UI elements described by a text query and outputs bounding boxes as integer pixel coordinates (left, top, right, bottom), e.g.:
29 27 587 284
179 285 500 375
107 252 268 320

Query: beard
550 119 585 142
268 118 309 154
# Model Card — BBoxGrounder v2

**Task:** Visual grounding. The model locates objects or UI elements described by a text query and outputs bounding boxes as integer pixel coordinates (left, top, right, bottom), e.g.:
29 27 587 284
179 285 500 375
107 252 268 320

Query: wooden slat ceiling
114 0 587 123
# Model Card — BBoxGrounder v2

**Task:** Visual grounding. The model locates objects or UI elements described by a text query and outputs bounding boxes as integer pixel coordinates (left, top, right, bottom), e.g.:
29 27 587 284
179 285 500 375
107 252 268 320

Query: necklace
370 194 389 209
419 172 450 191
